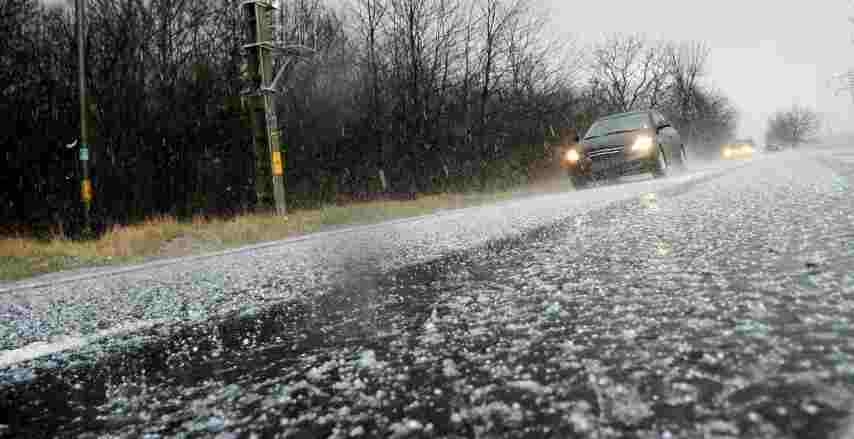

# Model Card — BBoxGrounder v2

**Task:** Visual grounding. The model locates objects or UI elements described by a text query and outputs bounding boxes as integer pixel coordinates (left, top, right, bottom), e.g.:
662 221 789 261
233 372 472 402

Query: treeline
1 0 738 237
764 104 821 147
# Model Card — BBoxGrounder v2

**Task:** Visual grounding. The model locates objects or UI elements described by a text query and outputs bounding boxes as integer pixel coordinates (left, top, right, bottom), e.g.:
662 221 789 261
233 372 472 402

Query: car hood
580 130 650 150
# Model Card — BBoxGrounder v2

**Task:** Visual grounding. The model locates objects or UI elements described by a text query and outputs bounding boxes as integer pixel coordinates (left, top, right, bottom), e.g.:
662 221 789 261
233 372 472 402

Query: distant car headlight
631 135 654 152
565 149 580 163
723 149 732 158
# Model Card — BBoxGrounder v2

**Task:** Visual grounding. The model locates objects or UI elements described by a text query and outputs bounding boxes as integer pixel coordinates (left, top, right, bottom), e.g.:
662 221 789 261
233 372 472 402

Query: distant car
765 143 783 152
721 139 754 159
560 110 686 189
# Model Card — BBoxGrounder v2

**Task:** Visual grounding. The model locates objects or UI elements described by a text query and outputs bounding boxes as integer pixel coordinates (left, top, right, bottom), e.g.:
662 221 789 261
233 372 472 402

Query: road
3 146 854 438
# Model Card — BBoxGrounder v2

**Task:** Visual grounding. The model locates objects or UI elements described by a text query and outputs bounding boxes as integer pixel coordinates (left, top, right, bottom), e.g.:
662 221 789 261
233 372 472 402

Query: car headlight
631 135 653 152
723 149 732 158
565 149 580 162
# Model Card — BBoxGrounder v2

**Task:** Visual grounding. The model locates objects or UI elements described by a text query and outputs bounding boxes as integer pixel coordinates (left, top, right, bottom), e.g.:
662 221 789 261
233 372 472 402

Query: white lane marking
0 319 168 368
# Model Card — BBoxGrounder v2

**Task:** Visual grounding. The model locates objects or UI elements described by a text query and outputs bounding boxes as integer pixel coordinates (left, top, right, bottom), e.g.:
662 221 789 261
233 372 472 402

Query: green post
76 0 93 233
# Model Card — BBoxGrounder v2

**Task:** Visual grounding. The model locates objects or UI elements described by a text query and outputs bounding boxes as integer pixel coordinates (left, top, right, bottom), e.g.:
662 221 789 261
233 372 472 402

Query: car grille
588 145 624 159
588 146 625 173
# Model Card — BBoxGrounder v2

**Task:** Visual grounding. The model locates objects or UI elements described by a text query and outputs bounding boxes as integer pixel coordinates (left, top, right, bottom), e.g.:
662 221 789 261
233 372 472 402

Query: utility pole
75 0 92 233
241 0 314 216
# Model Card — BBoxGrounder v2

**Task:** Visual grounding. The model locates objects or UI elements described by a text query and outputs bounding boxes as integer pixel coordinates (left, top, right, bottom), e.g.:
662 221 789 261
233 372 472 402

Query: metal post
76 0 92 233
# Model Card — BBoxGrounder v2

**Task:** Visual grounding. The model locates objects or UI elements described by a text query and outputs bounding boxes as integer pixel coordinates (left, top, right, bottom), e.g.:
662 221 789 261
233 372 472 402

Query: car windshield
584 113 651 139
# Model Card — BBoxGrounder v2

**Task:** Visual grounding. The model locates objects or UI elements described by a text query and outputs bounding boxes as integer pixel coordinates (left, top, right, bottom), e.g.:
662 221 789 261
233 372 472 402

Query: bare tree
499 4 579 144
589 34 668 113
423 0 462 178
475 0 523 159
0 0 35 98
664 41 709 139
766 104 821 147
351 0 389 189
3 0 747 235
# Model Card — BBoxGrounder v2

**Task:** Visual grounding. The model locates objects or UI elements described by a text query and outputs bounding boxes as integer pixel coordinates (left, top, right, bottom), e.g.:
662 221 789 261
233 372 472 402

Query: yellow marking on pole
81 179 93 202
270 127 283 176
272 150 283 176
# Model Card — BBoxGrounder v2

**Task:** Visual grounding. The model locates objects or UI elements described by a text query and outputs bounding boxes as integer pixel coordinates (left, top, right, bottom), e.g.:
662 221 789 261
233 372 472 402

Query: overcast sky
543 0 854 141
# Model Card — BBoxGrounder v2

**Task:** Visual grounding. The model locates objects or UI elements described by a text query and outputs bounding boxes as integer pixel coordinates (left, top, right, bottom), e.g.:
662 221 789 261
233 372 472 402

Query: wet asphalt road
5 147 854 438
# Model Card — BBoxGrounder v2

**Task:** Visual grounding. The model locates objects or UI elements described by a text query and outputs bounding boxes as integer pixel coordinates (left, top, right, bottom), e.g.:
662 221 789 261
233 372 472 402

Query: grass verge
0 181 573 282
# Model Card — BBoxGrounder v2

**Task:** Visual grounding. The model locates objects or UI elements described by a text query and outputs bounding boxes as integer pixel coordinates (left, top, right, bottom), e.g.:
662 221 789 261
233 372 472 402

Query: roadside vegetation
2 0 738 279
0 179 579 281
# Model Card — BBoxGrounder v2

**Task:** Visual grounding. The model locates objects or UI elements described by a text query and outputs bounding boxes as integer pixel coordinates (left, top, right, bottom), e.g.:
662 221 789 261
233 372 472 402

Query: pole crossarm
242 41 276 50
239 0 275 9
263 44 316 93
271 43 316 57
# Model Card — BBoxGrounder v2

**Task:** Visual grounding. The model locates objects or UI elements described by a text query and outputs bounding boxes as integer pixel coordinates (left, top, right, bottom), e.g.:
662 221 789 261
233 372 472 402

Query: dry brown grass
0 191 531 282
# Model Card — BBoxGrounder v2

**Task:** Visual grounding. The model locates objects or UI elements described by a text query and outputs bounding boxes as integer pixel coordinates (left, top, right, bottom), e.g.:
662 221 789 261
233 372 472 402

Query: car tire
652 146 668 178
676 145 687 171
570 174 589 189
